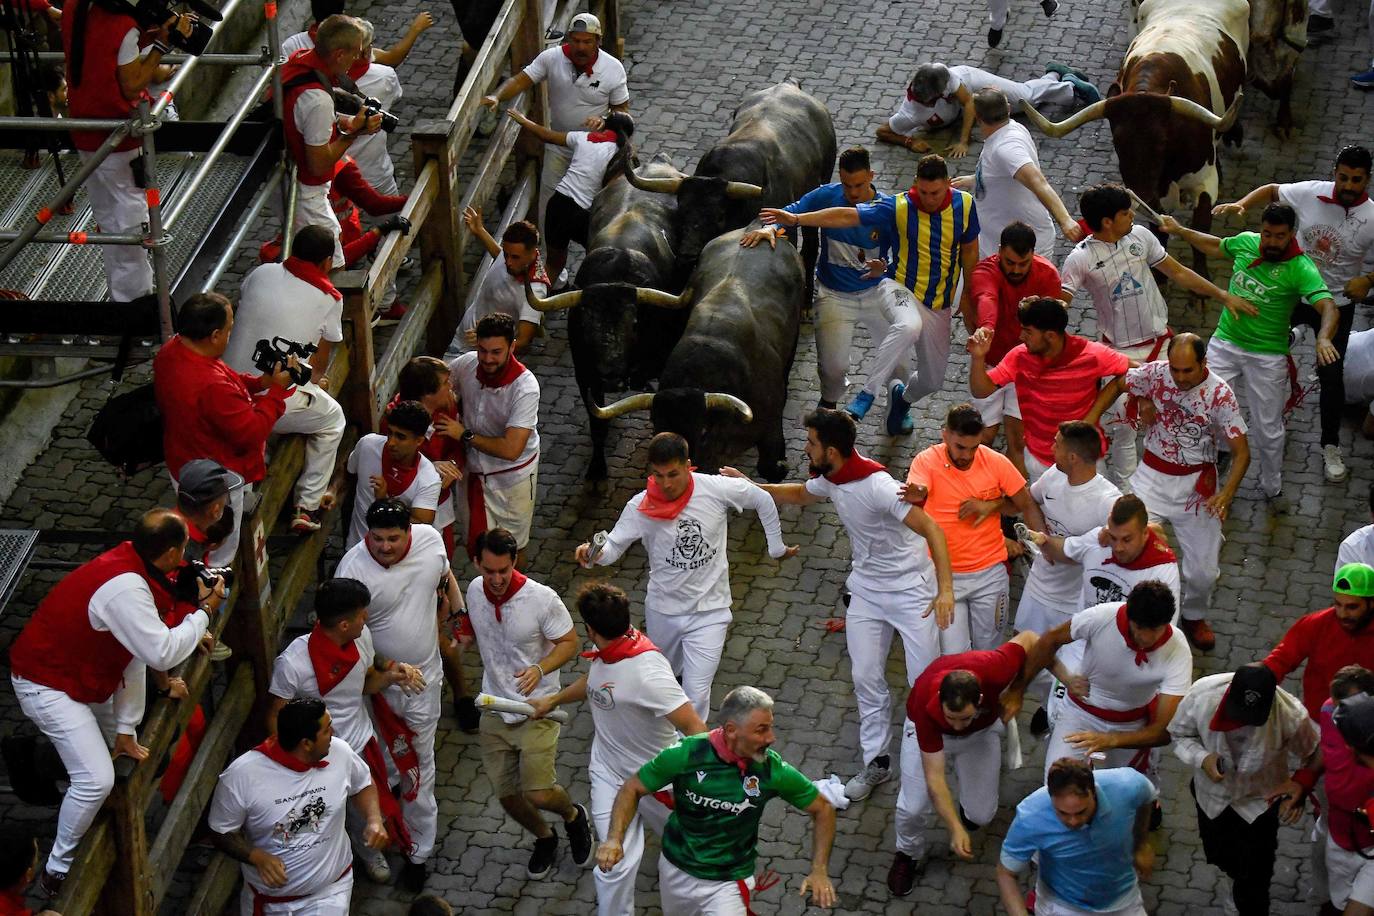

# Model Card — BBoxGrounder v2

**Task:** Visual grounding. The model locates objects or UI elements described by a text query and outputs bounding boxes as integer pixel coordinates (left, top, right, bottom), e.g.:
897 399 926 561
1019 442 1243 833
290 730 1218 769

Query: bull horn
724 180 764 199
1019 98 1108 139
1167 92 1243 132
524 280 582 312
625 164 683 194
634 285 692 309
590 392 655 420
704 393 754 422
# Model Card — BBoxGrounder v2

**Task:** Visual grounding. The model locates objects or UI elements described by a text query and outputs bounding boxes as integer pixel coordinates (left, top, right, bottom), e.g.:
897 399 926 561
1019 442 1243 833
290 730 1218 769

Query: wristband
1292 768 1319 792
533 663 545 677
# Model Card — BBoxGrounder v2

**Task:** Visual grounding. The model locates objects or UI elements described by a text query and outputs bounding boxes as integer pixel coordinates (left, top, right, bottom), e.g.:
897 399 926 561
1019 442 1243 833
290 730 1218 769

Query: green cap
1334 563 1374 598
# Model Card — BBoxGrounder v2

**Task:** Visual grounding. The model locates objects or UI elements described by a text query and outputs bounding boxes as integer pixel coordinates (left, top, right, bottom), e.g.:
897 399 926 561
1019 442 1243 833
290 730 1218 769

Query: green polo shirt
638 733 819 881
1215 232 1332 355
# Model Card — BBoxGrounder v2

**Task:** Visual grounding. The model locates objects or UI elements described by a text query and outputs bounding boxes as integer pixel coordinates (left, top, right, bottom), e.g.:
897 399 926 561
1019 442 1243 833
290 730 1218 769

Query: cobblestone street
4 0 1374 912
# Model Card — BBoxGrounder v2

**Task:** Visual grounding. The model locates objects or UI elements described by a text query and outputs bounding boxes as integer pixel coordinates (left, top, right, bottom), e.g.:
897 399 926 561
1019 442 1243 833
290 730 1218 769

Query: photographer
8 508 223 898
172 458 242 563
60 0 194 301
153 292 295 566
222 225 346 534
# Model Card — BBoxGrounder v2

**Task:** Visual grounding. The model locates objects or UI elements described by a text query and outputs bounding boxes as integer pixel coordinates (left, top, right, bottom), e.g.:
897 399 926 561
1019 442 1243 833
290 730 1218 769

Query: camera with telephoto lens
174 560 235 603
252 336 317 386
92 0 223 56
331 88 400 134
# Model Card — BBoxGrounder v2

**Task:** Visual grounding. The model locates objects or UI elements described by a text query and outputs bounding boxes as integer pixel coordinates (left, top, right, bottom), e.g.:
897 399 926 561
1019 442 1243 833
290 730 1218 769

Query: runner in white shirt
346 26 402 196
457 211 548 353
333 503 457 890
1036 584 1193 792
280 10 433 65
208 699 385 915
1345 329 1374 425
529 582 708 916
343 404 443 549
577 433 792 721
1086 334 1249 652
739 409 955 802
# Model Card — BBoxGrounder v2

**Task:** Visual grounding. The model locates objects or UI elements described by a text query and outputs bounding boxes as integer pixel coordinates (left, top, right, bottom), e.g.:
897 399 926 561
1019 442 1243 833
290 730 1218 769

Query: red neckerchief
1104 528 1178 570
708 727 751 775
307 623 361 696
1114 605 1173 667
1209 684 1249 733
381 446 420 496
561 42 598 77
907 186 953 213
484 569 528 623
1318 182 1369 209
347 56 370 81
1247 236 1304 269
369 695 420 801
581 627 662 661
254 736 328 771
0 888 28 916
638 471 695 520
586 129 618 143
822 451 888 485
283 255 342 301
508 249 552 286
382 396 465 467
477 355 528 389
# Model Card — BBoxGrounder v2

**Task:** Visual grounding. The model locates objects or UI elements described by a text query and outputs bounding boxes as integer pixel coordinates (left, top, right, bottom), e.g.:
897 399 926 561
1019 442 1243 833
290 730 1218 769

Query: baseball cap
1335 691 1374 753
567 12 602 36
177 459 244 506
1221 665 1276 726
1335 563 1374 598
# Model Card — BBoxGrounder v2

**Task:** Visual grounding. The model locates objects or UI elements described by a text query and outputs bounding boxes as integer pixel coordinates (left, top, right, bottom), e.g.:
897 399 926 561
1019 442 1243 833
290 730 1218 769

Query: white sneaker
844 759 893 800
1325 444 1349 482
358 846 391 883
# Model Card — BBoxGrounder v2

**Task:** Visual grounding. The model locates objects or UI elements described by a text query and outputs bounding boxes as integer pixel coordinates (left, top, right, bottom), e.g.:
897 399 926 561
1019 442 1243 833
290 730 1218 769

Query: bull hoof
759 461 789 484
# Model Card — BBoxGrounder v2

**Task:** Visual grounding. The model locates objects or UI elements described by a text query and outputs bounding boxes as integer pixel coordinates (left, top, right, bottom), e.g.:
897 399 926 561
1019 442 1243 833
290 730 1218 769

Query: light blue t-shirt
999 768 1157 911
783 183 892 293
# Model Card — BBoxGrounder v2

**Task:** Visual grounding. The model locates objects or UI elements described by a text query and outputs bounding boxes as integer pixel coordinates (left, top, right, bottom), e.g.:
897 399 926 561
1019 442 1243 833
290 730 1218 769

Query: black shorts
544 191 590 250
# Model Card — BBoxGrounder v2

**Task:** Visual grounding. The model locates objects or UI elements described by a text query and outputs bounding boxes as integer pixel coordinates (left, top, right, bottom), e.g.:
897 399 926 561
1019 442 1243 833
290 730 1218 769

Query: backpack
86 382 164 475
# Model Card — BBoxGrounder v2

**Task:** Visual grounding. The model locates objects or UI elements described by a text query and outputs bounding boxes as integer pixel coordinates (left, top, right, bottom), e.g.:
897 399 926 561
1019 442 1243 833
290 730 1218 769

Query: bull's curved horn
524 280 582 312
1167 92 1244 132
1019 98 1108 139
590 392 655 420
624 163 683 194
724 180 764 199
634 285 692 309
704 393 754 422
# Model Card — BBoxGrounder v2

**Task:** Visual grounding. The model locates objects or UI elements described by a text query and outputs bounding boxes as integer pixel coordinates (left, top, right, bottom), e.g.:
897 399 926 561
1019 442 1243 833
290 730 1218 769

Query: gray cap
567 11 602 36
910 63 951 102
1335 691 1374 754
177 459 244 506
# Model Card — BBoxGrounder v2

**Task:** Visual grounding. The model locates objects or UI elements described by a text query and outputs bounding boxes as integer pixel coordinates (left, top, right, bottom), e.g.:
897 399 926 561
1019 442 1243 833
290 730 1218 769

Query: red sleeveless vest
281 49 345 186
61 2 141 153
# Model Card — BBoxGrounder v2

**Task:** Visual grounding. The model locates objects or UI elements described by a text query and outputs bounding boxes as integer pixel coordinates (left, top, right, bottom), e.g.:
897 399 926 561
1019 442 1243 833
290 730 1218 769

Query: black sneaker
1030 706 1051 738
38 868 64 899
399 860 427 893
455 694 480 734
1041 0 1060 15
959 804 982 833
887 851 924 896
565 803 594 867
988 27 1003 47
528 834 558 879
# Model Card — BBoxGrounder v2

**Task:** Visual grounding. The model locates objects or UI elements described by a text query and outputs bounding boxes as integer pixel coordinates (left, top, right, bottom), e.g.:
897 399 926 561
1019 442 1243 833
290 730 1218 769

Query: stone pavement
2 0 1374 913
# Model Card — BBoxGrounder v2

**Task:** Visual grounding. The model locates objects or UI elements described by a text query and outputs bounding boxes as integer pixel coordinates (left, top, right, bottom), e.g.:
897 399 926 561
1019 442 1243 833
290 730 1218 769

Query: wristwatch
461 429 475 444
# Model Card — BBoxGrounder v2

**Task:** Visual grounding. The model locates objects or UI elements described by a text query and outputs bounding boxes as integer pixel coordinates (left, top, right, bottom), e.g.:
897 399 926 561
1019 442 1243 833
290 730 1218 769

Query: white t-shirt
1277 180 1374 292
1023 469 1121 606
117 28 140 65
1344 329 1374 408
208 737 370 898
1337 523 1374 573
281 30 313 58
269 627 378 755
223 263 344 374
1064 602 1193 712
449 351 540 486
348 63 403 192
466 575 574 723
456 259 547 347
804 470 933 594
1124 361 1248 466
588 648 688 782
345 434 441 548
974 120 1054 257
596 473 788 616
1060 226 1169 347
1064 527 1183 619
555 131 620 209
294 87 335 146
521 45 630 133
887 65 975 133
334 525 448 683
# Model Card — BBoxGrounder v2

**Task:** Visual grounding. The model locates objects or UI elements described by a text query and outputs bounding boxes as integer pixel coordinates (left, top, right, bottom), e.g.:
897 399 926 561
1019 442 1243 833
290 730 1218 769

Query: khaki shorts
484 467 538 549
478 712 560 796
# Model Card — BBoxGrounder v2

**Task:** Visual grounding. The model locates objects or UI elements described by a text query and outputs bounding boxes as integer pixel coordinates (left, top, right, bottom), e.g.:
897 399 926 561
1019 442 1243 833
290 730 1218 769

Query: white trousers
1023 448 1052 484
237 871 352 915
891 287 955 405
1131 463 1222 622
382 677 442 862
1102 397 1139 492
1034 882 1147 916
974 383 1021 428
644 605 731 722
81 148 154 302
293 181 345 268
895 719 1001 858
12 677 116 876
539 145 573 250
1044 694 1155 784
846 578 942 766
983 72 1076 110
953 564 1011 651
813 281 923 404
1013 590 1071 636
1326 833 1374 909
273 382 346 511
658 854 753 916
591 766 670 916
1207 337 1289 497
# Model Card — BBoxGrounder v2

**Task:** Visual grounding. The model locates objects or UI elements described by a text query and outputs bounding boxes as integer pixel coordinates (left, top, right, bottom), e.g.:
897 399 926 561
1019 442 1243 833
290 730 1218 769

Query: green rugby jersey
1216 232 1332 355
638 733 819 881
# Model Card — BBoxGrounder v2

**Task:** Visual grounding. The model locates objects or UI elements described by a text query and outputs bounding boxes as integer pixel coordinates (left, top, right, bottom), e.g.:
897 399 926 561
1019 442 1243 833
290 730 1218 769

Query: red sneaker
1181 618 1216 651
372 301 407 327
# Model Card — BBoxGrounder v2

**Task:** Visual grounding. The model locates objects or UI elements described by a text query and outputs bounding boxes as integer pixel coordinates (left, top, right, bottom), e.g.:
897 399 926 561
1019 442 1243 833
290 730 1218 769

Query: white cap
567 11 602 36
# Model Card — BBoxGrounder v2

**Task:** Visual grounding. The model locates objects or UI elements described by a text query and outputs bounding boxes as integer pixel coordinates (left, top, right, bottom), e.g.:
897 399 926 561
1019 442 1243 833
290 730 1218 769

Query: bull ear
1106 81 1122 99
703 393 753 422
524 280 582 312
590 392 655 420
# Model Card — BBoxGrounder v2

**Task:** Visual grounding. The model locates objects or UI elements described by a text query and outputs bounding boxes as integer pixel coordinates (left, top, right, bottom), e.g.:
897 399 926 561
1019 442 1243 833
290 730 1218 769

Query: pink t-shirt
987 335 1130 464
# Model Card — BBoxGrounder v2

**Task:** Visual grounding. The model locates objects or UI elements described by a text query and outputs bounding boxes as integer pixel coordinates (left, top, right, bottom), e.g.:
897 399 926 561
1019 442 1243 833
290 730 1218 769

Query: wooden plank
441 0 525 171
51 818 115 916
363 159 438 307
337 271 379 433
106 776 155 916
185 852 241 916
372 262 445 417
454 92 529 270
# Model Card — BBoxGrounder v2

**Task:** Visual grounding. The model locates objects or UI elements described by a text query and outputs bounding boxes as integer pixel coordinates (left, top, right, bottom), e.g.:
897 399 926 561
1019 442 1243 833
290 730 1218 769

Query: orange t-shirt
906 444 1027 573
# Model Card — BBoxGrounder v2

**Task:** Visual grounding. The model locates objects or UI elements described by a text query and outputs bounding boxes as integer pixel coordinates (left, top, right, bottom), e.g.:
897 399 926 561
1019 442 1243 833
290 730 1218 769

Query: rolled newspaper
583 530 609 567
475 692 570 723
1013 522 1043 559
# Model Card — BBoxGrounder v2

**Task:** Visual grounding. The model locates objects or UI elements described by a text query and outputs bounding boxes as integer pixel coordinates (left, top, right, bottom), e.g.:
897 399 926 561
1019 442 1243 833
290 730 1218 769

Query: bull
590 227 804 482
1022 0 1245 277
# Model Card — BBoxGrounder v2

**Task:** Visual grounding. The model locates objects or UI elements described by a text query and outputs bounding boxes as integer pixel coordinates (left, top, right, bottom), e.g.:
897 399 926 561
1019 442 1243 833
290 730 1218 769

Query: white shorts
238 871 352 915
658 854 755 916
483 468 538 549
1327 833 1374 910
974 383 1021 426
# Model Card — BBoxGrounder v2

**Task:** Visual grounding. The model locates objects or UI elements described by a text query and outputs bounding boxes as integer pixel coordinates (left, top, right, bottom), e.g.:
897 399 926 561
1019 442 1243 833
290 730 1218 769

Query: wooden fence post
337 273 380 433
225 503 276 750
104 780 154 916
412 124 461 357
512 0 547 218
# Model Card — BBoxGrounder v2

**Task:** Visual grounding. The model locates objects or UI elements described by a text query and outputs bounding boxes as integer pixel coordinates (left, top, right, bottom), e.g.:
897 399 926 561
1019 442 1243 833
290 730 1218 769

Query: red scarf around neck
380 446 420 497
1114 605 1173 667
561 42 598 77
581 627 661 662
477 355 527 389
638 471 695 520
254 736 329 771
485 569 528 623
1208 685 1249 733
1247 236 1304 269
708 727 752 775
1103 529 1177 570
823 451 887 485
907 186 953 213
586 129 618 143
283 255 342 301
347 56 371 81
307 623 361 696
1319 183 1370 209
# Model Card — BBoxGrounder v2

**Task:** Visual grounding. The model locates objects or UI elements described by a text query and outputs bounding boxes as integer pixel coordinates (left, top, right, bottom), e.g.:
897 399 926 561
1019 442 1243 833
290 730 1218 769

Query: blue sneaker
1353 67 1374 89
886 381 914 436
844 390 875 420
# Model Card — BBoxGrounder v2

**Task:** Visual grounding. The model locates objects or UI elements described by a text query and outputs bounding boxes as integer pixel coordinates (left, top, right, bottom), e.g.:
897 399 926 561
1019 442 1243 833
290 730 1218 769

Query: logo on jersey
270 795 327 846
1128 242 1144 257
590 682 615 710
742 775 761 797
1231 270 1274 301
1304 225 1343 265
1112 270 1144 300
668 517 718 571
1088 574 1127 605
696 770 707 783
684 787 755 815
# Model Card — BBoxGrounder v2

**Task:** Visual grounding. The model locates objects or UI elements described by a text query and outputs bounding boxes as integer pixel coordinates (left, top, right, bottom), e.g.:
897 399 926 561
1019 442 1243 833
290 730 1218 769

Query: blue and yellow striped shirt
857 189 979 310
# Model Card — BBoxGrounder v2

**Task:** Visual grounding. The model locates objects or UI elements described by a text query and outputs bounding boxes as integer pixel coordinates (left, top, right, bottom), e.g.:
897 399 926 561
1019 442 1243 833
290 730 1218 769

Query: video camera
92 0 224 57
173 559 235 604
253 336 317 387
332 87 400 134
